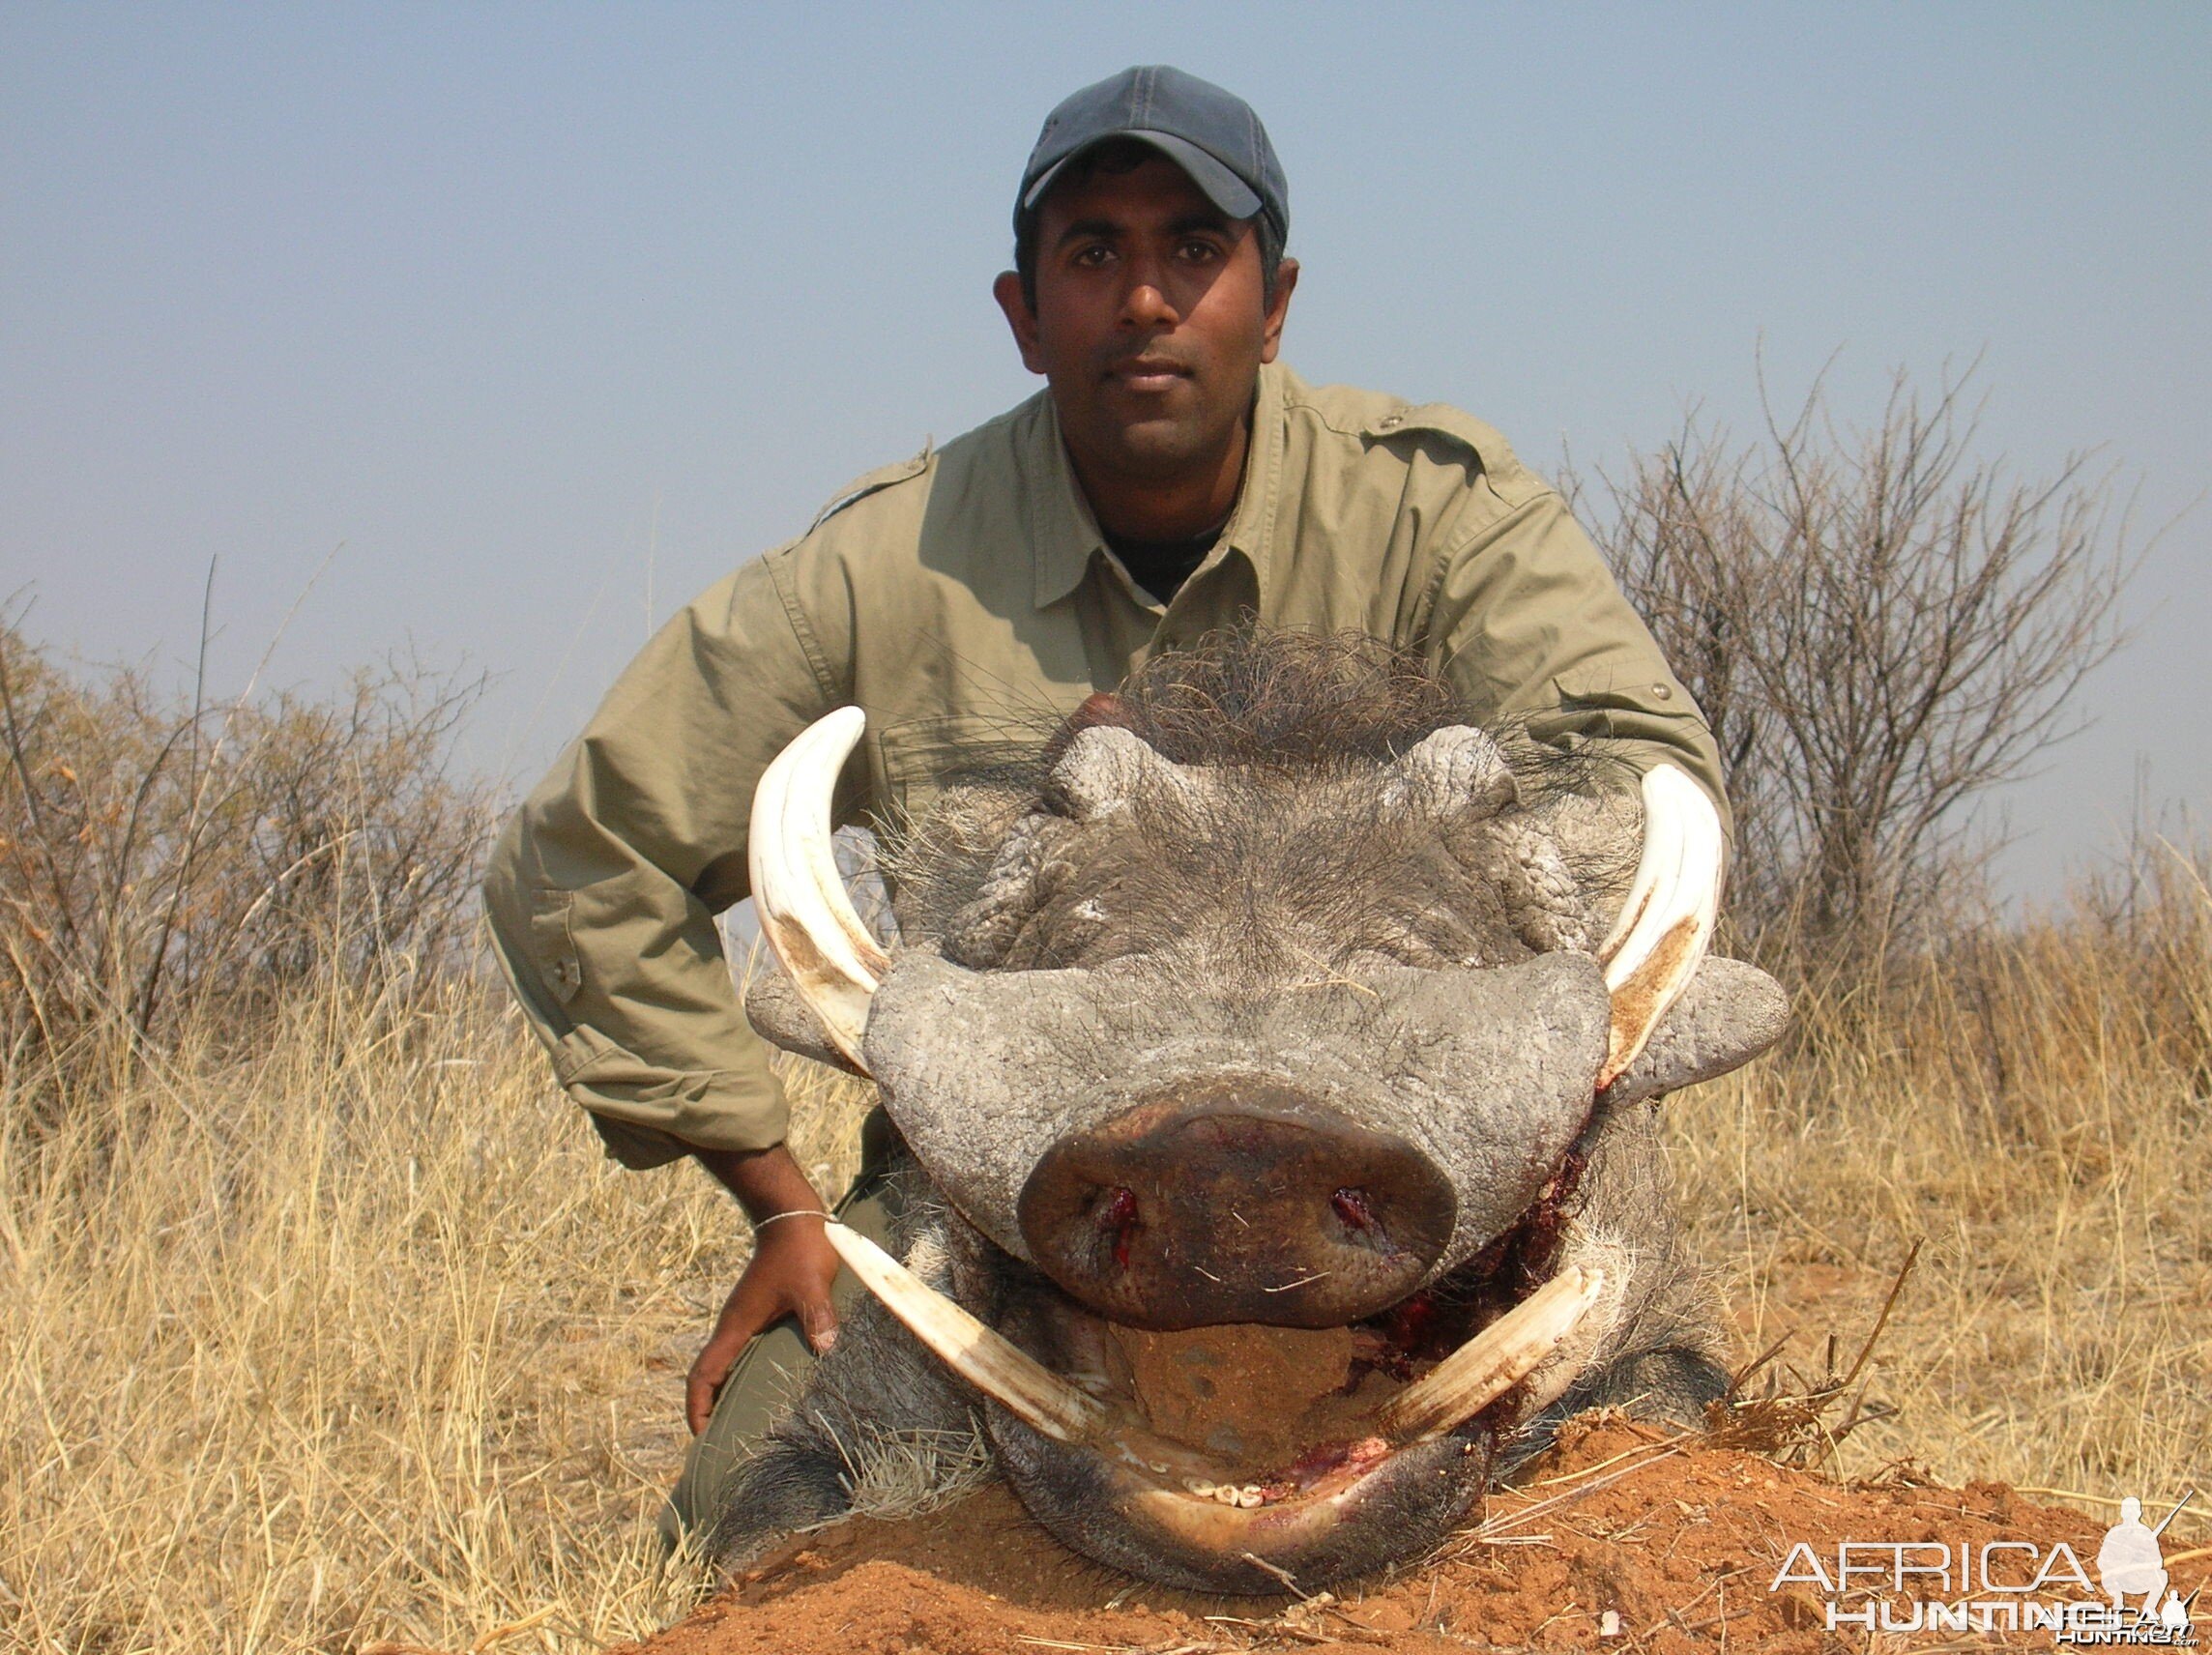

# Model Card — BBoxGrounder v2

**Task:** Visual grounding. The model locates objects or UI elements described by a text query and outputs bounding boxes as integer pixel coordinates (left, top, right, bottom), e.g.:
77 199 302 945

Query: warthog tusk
824 1222 1117 1446
1597 765 1724 1088
748 708 889 1071
1377 1265 1607 1442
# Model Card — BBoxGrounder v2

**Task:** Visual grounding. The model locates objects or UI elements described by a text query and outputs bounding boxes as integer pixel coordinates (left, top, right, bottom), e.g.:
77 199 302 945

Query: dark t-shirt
1103 526 1223 605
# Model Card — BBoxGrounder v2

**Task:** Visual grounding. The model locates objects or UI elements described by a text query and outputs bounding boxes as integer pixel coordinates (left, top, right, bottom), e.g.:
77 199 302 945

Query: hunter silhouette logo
2096 1496 2197 1643
1767 1489 2198 1643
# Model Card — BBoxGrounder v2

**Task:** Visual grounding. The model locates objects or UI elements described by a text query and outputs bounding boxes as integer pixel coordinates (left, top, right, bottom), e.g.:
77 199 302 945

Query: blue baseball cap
1016 66 1289 245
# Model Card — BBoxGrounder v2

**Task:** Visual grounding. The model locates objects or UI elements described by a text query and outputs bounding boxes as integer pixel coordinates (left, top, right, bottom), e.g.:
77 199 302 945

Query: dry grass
0 950 873 1655
1672 843 2212 1531
3 854 2205 1650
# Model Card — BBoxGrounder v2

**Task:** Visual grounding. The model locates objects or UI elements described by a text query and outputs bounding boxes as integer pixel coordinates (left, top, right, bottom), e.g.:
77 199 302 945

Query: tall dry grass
1672 841 2211 1524
0 629 873 1652
0 621 494 1106
0 954 869 1655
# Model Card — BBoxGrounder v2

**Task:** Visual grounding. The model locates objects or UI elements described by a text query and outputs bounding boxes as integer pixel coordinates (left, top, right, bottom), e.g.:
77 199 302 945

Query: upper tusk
824 1222 1115 1445
1596 765 1724 1089
748 708 889 1071
1377 1265 1607 1443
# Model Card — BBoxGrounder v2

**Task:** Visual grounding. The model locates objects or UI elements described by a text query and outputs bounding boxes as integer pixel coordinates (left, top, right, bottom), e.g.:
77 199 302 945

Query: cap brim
1022 131 1263 222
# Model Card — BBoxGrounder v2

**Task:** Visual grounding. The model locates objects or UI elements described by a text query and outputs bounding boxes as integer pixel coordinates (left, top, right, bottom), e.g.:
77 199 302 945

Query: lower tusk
824 1222 1114 1445
1377 1265 1607 1443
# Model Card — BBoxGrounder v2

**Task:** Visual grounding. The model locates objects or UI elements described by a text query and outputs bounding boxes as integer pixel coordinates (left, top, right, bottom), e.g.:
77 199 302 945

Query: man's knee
660 1320 816 1553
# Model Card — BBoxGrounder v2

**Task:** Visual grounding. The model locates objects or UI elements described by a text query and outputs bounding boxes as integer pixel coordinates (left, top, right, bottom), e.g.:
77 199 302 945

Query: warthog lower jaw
826 1221 1602 1520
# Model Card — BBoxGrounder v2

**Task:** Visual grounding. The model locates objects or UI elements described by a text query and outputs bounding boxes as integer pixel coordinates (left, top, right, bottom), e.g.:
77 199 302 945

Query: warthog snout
1016 1079 1457 1331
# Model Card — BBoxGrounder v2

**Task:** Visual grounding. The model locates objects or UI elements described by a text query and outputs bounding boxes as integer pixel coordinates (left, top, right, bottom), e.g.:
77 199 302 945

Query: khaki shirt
483 363 1725 1167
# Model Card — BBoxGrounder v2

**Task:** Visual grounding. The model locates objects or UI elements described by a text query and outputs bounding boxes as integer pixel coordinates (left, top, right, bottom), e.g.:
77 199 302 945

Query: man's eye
1072 244 1116 269
1179 240 1224 263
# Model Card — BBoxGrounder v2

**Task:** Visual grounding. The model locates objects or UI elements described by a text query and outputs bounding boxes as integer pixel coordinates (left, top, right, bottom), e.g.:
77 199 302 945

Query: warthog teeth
824 1222 1113 1446
1377 1265 1607 1443
1182 1478 1266 1507
1597 765 1723 1088
749 708 890 1072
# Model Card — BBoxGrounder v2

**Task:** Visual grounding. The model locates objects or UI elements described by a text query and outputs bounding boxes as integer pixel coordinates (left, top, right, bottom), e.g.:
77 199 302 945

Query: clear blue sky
4 4 2205 893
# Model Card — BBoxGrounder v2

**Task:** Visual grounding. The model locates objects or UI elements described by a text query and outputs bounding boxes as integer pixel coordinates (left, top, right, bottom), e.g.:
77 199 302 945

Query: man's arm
684 1144 840 1435
481 548 857 1427
481 554 844 1163
1425 481 1732 833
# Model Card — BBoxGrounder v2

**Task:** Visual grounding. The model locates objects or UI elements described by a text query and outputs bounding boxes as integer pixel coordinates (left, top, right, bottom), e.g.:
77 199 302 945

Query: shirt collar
1027 392 1107 609
1029 362 1287 611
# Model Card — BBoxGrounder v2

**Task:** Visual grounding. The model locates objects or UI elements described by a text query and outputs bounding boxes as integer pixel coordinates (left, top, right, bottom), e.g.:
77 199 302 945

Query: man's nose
1118 260 1179 328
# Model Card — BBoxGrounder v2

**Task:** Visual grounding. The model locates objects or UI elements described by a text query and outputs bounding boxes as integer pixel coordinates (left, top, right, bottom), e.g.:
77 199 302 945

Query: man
482 65 1727 1547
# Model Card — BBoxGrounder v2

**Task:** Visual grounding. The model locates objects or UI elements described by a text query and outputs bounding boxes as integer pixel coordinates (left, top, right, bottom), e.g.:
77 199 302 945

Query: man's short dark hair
1012 137 1288 315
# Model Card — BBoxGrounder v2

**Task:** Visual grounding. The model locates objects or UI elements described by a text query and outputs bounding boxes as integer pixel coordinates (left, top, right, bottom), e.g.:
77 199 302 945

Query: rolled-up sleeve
482 550 844 1166
1428 482 1733 839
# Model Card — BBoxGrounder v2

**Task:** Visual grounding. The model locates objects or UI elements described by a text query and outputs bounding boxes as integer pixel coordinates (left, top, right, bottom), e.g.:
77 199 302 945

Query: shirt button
1377 412 1404 430
1652 683 1673 700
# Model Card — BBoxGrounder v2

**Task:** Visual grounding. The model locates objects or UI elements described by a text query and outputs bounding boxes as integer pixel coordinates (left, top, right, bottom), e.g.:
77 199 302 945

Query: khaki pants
658 1115 898 1552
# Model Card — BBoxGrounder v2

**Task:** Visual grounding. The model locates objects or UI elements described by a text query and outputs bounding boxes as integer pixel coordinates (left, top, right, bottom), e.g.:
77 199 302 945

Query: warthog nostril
1330 1187 1378 1235
1096 1184 1140 1268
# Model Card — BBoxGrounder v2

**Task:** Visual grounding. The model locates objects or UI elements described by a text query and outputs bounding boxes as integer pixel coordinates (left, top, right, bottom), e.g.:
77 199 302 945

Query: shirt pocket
528 886 584 1004
872 711 1048 818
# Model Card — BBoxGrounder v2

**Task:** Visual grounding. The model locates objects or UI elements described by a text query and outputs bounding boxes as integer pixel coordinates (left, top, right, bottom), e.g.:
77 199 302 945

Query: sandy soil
612 1418 2197 1654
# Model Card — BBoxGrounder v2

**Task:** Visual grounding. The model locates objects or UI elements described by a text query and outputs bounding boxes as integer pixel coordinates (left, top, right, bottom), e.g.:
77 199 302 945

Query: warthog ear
1039 689 1139 764
1598 956 1790 1107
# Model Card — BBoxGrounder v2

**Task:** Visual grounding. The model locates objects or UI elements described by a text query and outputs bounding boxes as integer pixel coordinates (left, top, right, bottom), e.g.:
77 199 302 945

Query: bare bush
0 620 501 1099
1586 364 2133 960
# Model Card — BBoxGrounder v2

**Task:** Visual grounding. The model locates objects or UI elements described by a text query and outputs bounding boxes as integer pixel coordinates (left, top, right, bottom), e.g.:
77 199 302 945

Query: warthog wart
712 634 1788 1594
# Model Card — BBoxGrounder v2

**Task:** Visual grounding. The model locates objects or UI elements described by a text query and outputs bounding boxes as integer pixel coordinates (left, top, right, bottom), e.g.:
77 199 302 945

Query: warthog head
726 635 1788 1593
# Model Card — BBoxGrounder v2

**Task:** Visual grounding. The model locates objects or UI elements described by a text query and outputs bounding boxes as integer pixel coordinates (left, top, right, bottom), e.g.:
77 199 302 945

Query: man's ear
993 271 1047 376
1259 256 1299 365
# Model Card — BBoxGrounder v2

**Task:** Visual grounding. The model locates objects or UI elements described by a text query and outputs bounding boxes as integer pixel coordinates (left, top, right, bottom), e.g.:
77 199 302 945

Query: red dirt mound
617 1419 2201 1654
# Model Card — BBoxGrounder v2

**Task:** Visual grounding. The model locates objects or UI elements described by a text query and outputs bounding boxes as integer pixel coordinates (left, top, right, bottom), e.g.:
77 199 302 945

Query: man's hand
685 1143 841 1436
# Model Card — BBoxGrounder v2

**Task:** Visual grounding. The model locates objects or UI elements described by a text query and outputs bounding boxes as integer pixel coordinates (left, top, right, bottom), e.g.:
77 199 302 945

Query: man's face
995 150 1297 491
